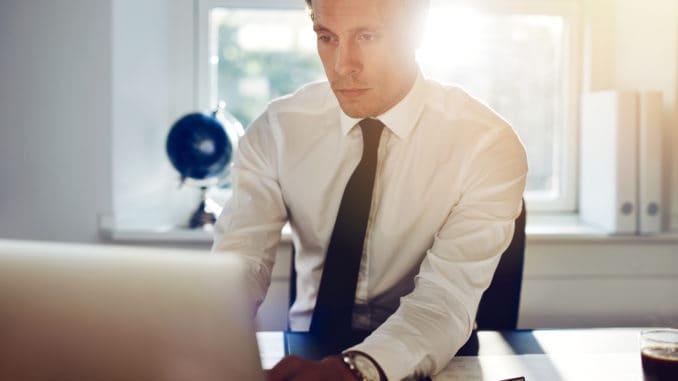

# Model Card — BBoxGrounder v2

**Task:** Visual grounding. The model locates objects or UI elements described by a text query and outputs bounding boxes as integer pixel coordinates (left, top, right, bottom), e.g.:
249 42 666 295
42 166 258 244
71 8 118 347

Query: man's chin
342 110 369 119
337 102 372 119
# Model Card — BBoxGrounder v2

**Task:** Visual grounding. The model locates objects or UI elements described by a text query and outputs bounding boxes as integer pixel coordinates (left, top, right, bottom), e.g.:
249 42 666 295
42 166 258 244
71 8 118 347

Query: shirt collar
338 69 426 140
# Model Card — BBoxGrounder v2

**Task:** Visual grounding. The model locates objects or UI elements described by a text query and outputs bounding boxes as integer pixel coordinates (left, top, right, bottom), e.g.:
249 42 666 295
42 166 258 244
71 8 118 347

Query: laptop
0 239 266 381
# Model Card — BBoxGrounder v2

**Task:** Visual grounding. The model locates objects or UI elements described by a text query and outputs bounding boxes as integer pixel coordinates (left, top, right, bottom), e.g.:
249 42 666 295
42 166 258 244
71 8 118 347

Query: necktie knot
357 118 384 164
358 118 384 147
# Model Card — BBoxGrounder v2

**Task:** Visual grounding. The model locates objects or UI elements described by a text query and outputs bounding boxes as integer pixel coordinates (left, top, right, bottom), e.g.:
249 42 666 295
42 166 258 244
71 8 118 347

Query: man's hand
267 355 357 381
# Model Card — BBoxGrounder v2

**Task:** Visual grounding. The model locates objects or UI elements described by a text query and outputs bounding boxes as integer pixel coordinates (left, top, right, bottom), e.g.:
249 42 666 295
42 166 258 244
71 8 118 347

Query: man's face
311 0 419 118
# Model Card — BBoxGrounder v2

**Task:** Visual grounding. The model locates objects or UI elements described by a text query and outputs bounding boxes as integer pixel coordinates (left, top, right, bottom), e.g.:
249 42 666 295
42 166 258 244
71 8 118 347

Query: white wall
520 238 678 329
0 0 113 242
112 0 200 229
0 0 203 242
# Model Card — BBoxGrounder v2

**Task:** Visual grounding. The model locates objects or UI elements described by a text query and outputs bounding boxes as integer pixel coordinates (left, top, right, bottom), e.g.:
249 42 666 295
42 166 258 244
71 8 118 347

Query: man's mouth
336 88 370 98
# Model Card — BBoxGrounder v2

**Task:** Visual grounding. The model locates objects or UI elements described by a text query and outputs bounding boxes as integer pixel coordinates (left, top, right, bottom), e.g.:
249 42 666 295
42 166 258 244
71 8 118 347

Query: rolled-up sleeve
211 112 287 308
351 124 528 380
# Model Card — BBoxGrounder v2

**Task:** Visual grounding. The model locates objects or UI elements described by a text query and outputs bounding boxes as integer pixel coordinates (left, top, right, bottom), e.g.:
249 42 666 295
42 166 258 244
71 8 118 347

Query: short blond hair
304 0 429 21
304 0 428 7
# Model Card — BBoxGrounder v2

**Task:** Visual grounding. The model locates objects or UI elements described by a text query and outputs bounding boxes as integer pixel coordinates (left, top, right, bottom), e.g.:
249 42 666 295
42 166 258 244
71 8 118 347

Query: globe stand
189 186 217 230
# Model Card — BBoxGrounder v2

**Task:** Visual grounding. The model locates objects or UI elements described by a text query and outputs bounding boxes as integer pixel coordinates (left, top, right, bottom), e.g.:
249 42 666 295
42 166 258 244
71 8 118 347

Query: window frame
195 0 582 213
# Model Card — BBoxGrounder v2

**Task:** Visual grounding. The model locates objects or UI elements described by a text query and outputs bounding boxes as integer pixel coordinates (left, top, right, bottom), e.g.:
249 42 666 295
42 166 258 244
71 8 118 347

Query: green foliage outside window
216 23 324 127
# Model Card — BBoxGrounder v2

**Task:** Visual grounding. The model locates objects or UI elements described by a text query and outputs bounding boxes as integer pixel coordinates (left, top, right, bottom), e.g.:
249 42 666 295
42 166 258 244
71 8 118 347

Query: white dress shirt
212 70 528 380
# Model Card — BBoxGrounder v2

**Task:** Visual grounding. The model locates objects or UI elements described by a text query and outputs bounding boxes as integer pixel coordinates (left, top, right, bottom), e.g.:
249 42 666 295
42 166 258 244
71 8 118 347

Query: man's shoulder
267 80 336 115
423 78 512 132
244 81 338 143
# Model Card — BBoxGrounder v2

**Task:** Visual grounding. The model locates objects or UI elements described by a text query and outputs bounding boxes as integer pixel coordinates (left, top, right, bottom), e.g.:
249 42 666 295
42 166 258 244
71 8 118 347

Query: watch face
352 354 381 380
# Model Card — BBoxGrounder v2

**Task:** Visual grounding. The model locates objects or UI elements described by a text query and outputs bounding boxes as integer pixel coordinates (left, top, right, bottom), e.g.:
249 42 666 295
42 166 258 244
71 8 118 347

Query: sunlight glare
417 5 488 70
297 27 317 52
239 24 294 51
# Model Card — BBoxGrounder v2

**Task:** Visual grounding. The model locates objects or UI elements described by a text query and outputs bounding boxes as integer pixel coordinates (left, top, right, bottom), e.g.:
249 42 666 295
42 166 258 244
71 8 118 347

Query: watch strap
342 350 386 381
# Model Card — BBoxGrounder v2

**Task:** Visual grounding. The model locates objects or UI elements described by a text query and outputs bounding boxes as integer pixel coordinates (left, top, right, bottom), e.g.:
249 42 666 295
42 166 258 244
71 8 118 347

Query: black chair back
475 200 527 330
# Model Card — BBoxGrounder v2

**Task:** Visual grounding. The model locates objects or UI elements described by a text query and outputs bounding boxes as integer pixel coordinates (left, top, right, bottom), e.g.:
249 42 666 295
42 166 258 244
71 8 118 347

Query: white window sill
526 213 678 243
101 213 678 245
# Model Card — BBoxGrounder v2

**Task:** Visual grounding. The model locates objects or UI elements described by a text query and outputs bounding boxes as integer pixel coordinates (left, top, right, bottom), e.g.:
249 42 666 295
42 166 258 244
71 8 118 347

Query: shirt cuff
348 334 419 381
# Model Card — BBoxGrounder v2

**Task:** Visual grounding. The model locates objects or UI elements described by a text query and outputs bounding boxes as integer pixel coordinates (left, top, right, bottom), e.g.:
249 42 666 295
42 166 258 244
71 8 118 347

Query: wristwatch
341 351 386 381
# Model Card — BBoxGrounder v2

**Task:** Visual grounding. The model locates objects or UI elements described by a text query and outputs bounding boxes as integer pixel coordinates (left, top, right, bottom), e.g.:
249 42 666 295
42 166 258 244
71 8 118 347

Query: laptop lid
0 239 265 381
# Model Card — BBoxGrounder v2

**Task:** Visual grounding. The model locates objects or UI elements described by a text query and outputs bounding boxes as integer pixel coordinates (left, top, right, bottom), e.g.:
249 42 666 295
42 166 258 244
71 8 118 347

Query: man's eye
318 35 332 43
359 33 376 41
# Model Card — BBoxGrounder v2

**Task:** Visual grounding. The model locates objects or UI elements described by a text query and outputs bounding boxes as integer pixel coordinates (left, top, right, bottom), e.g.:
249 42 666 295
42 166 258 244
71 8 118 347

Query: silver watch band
341 351 384 381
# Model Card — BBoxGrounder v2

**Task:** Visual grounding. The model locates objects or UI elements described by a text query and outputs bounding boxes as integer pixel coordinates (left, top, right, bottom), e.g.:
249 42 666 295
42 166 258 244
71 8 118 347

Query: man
212 0 527 379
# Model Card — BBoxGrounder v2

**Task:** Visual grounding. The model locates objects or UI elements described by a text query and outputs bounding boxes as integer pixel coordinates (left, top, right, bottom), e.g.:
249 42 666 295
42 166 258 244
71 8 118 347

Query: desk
257 328 644 380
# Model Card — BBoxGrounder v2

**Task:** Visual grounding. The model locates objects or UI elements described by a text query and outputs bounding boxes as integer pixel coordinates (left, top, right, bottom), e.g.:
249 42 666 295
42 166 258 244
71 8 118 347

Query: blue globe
166 113 232 182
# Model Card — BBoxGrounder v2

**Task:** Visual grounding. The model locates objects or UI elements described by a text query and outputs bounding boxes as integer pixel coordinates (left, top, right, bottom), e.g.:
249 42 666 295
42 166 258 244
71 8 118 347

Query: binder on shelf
579 91 638 234
637 91 663 234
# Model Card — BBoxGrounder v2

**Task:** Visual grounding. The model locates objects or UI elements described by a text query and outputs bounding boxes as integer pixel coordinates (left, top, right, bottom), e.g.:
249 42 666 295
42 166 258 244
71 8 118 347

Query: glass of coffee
640 328 678 381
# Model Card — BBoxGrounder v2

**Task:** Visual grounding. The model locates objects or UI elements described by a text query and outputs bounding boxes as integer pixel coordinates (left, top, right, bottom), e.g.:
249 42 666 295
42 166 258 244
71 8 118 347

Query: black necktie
309 118 385 337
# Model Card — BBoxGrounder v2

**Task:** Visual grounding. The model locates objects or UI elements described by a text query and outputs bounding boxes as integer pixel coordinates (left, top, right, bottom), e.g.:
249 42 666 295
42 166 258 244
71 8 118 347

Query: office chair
288 200 527 331
475 199 526 330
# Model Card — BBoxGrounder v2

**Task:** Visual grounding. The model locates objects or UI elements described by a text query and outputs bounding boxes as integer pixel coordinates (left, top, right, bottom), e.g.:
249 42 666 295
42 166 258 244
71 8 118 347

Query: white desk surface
257 328 645 380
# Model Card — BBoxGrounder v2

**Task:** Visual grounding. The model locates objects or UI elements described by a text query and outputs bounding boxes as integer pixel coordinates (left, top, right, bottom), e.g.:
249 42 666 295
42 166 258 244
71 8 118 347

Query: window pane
418 4 566 196
209 8 325 127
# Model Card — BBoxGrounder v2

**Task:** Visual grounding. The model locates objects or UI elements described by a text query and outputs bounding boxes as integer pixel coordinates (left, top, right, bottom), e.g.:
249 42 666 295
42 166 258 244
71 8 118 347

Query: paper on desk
433 353 641 381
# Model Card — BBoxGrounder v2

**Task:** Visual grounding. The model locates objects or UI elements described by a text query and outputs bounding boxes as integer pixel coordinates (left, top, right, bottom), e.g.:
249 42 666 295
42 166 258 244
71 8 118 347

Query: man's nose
334 40 362 76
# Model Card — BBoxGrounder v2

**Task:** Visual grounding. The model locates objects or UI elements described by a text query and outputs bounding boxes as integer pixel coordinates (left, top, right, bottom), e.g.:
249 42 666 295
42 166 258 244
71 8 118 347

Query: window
197 0 324 127
197 0 581 212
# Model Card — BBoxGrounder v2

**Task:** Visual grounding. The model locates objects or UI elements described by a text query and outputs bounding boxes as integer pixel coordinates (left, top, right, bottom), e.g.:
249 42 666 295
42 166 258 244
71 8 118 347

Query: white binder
637 91 663 234
580 91 638 234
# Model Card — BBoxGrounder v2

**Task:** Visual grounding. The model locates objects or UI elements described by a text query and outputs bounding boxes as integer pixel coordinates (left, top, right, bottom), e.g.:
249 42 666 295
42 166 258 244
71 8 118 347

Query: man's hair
303 0 430 22
305 0 428 7
305 0 431 43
